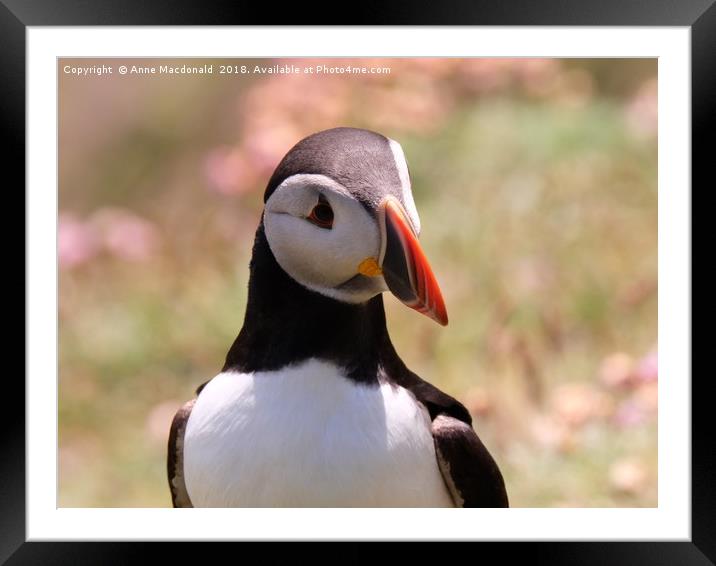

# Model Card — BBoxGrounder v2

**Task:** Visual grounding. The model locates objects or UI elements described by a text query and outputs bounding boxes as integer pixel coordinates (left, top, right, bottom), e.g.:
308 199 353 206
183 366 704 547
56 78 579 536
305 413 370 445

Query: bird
167 127 508 508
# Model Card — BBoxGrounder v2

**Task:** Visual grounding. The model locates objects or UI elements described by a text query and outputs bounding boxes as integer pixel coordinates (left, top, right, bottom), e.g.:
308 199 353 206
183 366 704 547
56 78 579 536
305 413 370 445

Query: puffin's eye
306 195 334 229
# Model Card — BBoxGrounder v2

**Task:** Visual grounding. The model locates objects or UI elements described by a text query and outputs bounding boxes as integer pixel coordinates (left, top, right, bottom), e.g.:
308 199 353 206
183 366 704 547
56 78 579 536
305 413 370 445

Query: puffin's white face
262 131 447 325
264 173 388 303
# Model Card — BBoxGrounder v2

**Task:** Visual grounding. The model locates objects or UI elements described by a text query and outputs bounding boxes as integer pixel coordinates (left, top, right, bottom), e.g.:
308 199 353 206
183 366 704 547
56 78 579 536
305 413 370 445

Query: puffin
167 127 508 508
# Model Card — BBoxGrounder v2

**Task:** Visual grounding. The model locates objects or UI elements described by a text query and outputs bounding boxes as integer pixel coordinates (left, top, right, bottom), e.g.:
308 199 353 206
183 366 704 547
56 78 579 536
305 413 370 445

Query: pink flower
464 386 493 417
518 59 561 96
634 382 658 414
609 458 648 494
599 352 635 389
635 348 658 383
58 213 98 269
241 125 301 177
91 208 160 262
204 146 261 195
530 414 575 452
551 383 613 427
613 400 647 428
625 78 658 139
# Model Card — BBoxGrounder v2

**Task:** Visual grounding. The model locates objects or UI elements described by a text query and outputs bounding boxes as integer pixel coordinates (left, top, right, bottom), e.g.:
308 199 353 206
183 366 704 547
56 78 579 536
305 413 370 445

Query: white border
27 27 691 540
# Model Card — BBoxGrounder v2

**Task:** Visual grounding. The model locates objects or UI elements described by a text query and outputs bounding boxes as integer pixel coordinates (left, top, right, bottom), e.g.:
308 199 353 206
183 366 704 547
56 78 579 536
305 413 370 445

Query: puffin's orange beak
379 197 448 326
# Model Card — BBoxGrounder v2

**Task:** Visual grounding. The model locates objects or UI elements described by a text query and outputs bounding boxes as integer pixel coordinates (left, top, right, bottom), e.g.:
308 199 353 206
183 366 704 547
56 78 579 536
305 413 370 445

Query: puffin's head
262 127 448 326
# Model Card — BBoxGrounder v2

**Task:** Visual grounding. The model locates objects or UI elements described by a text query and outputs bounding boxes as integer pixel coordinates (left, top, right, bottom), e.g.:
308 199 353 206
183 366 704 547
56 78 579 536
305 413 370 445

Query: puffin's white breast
183 358 454 507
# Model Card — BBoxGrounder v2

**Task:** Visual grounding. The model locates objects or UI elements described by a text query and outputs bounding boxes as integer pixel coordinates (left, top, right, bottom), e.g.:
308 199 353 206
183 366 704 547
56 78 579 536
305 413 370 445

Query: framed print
6 0 708 563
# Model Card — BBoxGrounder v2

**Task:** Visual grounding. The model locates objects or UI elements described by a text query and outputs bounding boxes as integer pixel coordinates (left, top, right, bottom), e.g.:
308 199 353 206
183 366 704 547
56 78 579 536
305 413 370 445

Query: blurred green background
59 58 657 507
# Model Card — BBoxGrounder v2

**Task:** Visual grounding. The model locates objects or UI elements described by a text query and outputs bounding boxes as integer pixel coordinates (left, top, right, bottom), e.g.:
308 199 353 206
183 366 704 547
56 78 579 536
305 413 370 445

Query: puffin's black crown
264 127 406 211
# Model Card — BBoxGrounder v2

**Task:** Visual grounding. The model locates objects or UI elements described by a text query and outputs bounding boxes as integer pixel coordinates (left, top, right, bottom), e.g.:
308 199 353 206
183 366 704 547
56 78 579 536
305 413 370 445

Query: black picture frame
5 1 707 563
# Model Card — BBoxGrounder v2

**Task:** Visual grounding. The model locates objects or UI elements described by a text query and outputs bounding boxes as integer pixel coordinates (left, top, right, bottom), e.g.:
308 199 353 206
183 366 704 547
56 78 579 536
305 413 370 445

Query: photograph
58 56 658 509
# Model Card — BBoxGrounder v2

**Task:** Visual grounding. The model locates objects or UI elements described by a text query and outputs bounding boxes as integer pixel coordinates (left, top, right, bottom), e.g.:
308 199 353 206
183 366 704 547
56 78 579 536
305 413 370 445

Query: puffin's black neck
223 223 391 384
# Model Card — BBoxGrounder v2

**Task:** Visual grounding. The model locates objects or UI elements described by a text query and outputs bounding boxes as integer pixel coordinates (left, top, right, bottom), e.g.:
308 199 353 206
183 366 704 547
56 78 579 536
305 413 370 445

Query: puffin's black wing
379 337 508 507
167 399 195 508
431 414 509 507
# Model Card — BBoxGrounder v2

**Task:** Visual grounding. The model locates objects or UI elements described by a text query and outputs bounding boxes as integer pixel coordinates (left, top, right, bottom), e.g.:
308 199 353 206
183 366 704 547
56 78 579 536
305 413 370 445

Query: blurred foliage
59 58 657 507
